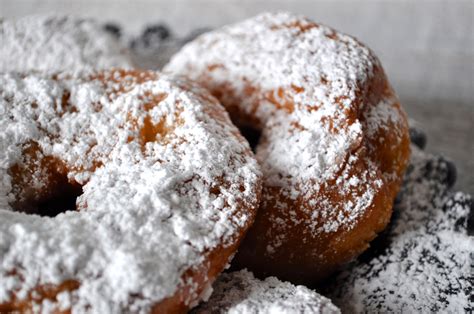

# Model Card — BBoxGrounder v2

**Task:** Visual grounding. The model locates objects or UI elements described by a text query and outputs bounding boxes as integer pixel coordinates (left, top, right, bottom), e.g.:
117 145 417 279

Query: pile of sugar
165 11 406 249
0 71 261 312
324 143 473 312
0 15 132 75
193 269 340 314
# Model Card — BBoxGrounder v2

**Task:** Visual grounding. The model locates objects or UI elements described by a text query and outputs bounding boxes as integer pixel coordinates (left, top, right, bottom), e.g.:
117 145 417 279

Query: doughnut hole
239 126 262 152
8 141 83 217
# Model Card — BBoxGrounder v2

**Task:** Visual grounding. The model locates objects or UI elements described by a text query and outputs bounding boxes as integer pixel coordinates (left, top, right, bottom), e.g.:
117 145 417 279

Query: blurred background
2 0 473 194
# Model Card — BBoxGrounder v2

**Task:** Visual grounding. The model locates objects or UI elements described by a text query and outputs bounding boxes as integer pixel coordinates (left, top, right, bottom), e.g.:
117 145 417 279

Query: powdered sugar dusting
193 269 340 314
0 15 132 75
325 144 473 312
165 11 407 238
0 71 261 312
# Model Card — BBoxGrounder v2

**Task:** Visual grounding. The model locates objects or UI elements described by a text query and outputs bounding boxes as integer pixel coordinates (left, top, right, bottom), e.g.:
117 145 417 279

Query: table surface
2 0 473 195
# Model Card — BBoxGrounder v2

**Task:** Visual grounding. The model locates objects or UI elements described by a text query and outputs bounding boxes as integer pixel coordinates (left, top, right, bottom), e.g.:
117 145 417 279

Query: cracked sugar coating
193 269 340 314
325 145 473 312
0 70 261 313
165 11 411 283
0 15 132 75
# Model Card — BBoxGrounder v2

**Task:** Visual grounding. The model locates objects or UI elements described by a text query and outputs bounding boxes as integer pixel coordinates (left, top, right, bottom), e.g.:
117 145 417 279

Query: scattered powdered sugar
192 269 340 314
324 143 473 312
165 11 407 241
0 15 132 75
0 71 261 312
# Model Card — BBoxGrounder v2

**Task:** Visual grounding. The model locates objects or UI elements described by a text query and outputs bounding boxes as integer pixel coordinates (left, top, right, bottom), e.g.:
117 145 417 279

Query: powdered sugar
325 144 473 312
193 269 340 314
0 71 261 312
165 11 407 244
0 15 132 75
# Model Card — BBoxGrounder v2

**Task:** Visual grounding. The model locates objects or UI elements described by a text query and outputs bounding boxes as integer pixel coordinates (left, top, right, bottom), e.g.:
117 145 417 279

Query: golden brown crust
231 65 410 284
151 201 260 313
165 12 410 284
0 70 261 312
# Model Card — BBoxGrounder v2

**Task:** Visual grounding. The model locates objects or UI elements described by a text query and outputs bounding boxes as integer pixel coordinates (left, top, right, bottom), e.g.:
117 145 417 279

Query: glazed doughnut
0 70 261 312
165 12 411 284
0 15 132 74
193 269 340 314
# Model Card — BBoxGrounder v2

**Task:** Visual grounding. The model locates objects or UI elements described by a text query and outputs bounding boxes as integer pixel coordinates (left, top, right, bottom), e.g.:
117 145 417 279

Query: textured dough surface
165 12 411 283
0 70 261 313
325 144 473 313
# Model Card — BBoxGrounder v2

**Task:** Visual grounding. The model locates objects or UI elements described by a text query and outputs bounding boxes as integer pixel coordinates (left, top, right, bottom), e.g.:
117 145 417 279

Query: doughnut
0 15 132 74
0 70 261 312
165 12 411 284
325 143 473 312
193 269 340 314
